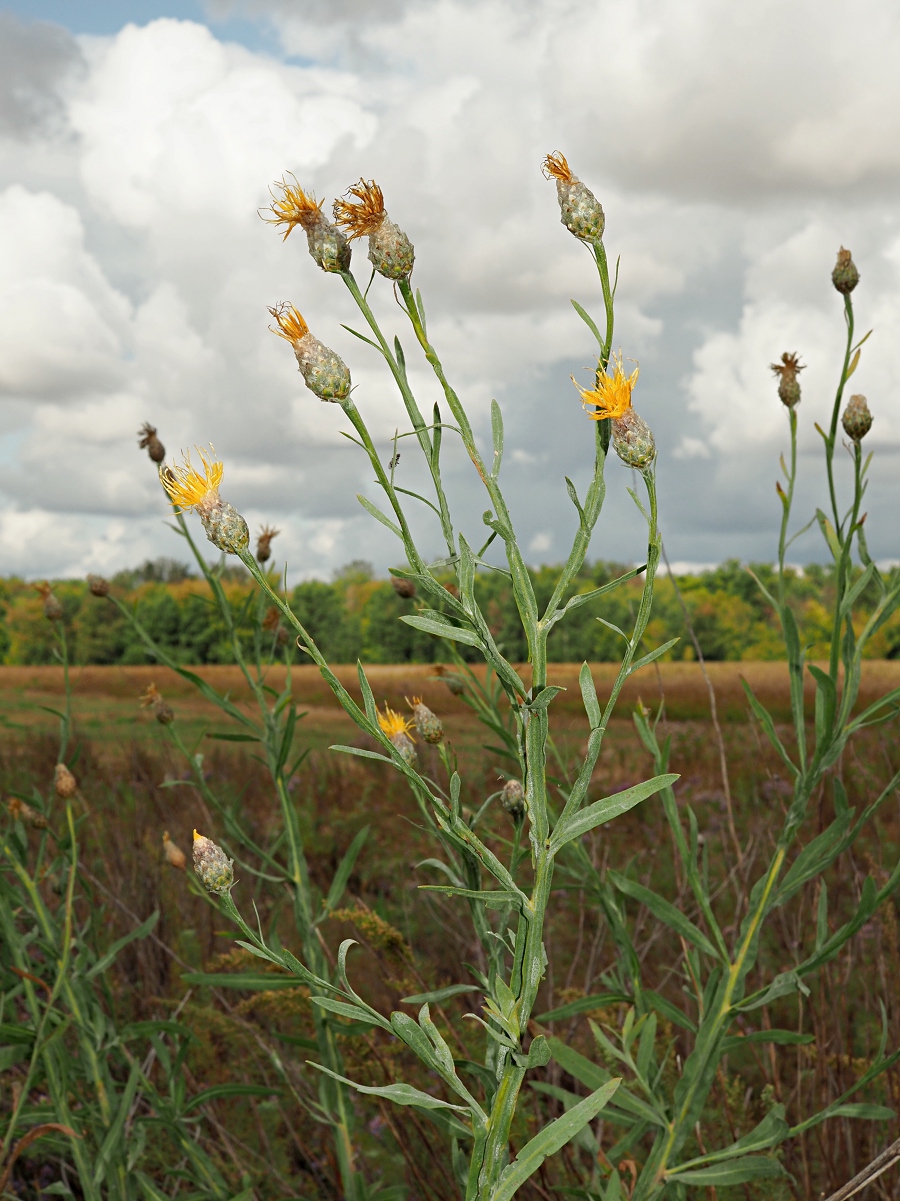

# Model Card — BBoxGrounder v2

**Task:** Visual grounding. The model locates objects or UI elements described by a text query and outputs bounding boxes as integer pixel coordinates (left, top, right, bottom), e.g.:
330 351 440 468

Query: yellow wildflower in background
378 704 417 767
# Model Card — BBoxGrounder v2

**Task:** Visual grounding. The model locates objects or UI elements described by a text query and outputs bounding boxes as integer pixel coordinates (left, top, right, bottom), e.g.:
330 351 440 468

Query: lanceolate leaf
550 775 679 852
492 1079 621 1201
667 1157 785 1186
608 871 718 959
309 1063 471 1112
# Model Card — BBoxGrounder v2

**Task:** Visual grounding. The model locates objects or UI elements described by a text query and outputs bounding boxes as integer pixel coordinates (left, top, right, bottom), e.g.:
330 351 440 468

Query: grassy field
4 662 900 1199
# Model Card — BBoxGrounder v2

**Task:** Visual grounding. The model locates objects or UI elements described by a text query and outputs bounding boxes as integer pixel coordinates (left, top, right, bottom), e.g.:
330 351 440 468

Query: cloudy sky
1 0 899 582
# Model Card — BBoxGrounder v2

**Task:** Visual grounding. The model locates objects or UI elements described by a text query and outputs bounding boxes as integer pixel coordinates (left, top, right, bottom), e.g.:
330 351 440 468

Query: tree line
2 556 898 665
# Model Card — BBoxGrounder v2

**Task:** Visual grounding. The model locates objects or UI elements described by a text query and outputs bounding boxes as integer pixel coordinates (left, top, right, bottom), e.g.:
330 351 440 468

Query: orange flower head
333 179 387 240
161 447 224 511
269 303 309 346
542 152 574 183
140 683 163 708
573 352 639 421
263 176 325 239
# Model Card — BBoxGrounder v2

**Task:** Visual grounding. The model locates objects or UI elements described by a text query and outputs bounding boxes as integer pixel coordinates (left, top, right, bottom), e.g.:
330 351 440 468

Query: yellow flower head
333 179 386 240
542 151 574 183
161 447 224 511
573 352 639 422
268 302 309 346
263 176 324 239
378 704 414 740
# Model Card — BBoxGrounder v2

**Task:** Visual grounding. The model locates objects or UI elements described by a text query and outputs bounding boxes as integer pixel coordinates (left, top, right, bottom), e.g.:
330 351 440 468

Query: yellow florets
542 151 574 183
573 352 639 421
377 704 414 740
333 180 386 240
161 447 224 510
263 176 324 239
268 303 309 345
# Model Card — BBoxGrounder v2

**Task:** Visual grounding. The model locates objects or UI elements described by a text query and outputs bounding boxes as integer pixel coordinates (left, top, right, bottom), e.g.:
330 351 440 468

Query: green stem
826 294 855 534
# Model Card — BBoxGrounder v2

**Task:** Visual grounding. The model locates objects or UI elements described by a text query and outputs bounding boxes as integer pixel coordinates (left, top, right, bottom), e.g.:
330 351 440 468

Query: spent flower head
500 778 526 821
771 352 805 408
543 152 605 243
163 830 187 870
842 394 873 443
36 582 63 622
333 179 414 280
54 763 77 799
407 696 443 744
263 176 351 272
256 524 280 564
87 574 110 597
138 422 166 463
140 682 174 725
832 247 860 295
160 447 249 555
193 830 234 894
7 796 49 829
269 303 351 401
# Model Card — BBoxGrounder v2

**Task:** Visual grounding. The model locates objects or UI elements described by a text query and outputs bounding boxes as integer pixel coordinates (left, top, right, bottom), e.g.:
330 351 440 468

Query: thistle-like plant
167 154 676 1200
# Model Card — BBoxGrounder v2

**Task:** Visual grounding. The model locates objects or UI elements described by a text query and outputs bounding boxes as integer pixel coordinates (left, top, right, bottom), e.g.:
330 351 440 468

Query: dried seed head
842 393 873 443
138 422 166 463
500 779 526 821
269 303 351 401
162 830 187 870
160 448 249 555
433 664 466 695
771 352 805 409
611 408 657 469
408 696 443 744
54 763 77 799
391 576 416 599
7 796 48 828
543 152 605 243
87 574 110 597
256 524 280 564
192 830 234 894
378 704 417 766
333 180 415 280
35 582 63 622
263 176 352 272
832 247 860 295
263 606 290 647
140 682 174 725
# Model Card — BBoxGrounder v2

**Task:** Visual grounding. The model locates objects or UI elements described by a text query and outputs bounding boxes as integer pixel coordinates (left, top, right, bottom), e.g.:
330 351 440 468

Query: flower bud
256 524 280 564
408 696 443 744
842 393 873 443
193 830 234 894
500 779 526 821
542 153 605 244
87 574 110 597
7 796 48 828
54 763 77 799
832 247 860 295
770 352 804 409
36 582 62 621
138 422 166 463
391 576 416 599
269 304 351 402
264 178 351 273
140 682 174 725
333 180 415 280
163 830 187 870
160 451 249 556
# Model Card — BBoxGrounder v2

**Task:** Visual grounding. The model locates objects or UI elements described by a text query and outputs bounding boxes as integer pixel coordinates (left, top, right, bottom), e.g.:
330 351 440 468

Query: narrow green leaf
329 744 394 764
529 686 564 710
550 774 679 852
490 399 504 478
419 886 523 910
668 1157 784 1186
609 870 718 959
402 984 479 1004
400 615 483 647
357 494 402 538
205 732 260 742
579 662 601 728
628 637 680 675
310 1063 471 1112
830 1103 895 1120
323 825 370 914
180 972 297 990
311 997 390 1029
724 1029 814 1052
85 910 159 980
571 299 605 349
182 1084 279 1114
535 991 629 1023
